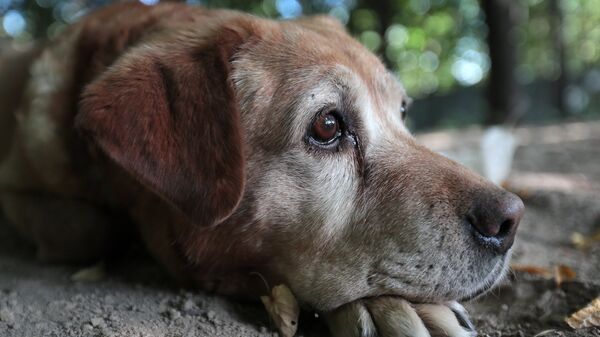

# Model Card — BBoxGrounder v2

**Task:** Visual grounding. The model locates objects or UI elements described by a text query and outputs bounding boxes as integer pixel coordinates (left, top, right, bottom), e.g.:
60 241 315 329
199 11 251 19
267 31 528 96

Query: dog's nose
468 192 524 254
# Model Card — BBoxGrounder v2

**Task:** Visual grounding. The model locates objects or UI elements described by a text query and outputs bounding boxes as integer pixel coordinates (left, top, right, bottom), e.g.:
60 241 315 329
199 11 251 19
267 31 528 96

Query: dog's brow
372 71 405 113
387 72 406 96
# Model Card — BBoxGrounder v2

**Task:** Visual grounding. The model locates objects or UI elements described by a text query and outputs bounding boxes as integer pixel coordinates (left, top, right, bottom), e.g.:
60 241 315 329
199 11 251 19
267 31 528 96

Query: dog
0 2 524 336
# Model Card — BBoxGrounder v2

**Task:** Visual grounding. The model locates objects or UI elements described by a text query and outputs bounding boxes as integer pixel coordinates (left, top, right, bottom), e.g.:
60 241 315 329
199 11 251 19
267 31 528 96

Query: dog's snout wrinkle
467 191 524 254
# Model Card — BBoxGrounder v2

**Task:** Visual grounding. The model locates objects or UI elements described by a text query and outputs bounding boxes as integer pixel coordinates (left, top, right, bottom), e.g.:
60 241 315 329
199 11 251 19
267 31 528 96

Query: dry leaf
566 297 600 329
71 262 106 282
571 232 587 250
511 264 576 287
511 264 552 278
571 231 600 250
261 284 299 337
553 265 576 287
533 330 558 337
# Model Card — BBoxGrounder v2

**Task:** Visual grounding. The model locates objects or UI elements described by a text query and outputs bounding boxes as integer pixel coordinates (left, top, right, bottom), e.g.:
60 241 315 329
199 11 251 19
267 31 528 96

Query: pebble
7 298 17 307
104 295 115 304
109 313 120 322
182 299 196 313
0 307 15 327
90 317 105 327
166 308 181 321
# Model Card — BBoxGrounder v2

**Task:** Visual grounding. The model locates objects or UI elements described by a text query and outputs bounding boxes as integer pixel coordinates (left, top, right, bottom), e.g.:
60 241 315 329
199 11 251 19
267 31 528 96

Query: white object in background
480 126 518 185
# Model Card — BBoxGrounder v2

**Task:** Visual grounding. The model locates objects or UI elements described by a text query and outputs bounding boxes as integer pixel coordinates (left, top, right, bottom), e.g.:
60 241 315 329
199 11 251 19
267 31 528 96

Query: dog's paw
324 297 476 337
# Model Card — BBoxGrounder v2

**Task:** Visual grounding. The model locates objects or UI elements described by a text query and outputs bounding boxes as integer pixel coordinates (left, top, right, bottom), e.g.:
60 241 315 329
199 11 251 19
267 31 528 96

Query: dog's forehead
282 20 403 92
269 20 408 115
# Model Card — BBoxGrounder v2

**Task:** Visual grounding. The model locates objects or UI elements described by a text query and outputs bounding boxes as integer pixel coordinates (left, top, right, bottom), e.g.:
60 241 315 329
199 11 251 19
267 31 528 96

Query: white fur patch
416 302 476 337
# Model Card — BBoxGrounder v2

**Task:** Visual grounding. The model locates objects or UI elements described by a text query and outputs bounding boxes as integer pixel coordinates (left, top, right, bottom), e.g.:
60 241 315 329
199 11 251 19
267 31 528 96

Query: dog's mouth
458 253 510 302
363 247 512 307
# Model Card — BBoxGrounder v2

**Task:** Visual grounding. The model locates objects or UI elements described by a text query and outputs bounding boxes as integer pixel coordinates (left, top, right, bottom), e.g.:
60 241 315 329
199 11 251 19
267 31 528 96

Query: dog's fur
0 3 523 336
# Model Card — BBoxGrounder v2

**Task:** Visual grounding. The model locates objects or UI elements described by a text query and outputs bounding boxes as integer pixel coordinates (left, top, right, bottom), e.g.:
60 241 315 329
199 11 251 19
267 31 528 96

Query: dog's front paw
324 298 476 337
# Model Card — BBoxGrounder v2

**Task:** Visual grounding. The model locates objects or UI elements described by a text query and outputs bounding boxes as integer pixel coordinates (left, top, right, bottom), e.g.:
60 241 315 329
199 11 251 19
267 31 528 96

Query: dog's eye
311 112 341 144
400 100 408 120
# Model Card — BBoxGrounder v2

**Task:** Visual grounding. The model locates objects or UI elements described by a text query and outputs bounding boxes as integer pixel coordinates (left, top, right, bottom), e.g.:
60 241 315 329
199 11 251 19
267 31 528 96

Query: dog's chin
386 251 512 305
458 252 511 302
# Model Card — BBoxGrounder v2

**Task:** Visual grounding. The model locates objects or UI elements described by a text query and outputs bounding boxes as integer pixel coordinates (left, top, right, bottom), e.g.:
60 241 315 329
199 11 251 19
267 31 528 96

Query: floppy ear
76 29 248 227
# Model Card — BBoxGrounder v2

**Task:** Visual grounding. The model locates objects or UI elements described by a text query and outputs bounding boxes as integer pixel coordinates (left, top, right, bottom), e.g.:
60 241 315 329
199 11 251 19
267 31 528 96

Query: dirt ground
1 121 599 337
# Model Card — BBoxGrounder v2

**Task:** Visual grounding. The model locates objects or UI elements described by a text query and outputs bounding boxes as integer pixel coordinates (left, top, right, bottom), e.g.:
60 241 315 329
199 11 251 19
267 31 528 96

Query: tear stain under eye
349 130 367 183
348 131 358 147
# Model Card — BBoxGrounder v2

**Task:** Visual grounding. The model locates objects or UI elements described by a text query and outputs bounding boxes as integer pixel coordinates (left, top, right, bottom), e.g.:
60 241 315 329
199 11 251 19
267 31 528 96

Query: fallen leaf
571 231 600 250
533 329 558 337
571 232 587 250
71 262 105 282
511 264 576 287
511 264 552 278
554 265 576 287
566 297 600 329
261 284 299 337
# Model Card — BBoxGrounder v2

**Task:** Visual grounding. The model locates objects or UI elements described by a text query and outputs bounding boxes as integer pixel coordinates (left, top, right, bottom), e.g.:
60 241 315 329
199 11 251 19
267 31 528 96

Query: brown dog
0 3 524 336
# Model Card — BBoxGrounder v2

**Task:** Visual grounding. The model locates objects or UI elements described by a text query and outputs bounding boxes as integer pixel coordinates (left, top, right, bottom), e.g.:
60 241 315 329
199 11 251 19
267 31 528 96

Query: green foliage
0 0 599 117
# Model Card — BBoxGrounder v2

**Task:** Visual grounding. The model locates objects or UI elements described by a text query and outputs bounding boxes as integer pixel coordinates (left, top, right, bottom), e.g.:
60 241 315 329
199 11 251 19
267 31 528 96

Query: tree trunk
549 0 568 117
482 0 523 125
366 0 393 67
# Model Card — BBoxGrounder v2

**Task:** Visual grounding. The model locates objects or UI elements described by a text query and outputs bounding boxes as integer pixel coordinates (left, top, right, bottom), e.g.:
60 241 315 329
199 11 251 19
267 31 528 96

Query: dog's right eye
310 112 342 145
400 100 408 120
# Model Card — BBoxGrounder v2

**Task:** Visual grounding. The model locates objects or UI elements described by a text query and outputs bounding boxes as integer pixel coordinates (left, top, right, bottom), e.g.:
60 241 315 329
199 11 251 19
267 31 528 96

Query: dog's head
76 10 524 310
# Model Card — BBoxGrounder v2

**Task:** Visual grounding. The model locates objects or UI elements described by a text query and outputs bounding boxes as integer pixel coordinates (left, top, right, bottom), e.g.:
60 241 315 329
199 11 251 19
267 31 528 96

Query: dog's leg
325 298 476 337
0 192 126 263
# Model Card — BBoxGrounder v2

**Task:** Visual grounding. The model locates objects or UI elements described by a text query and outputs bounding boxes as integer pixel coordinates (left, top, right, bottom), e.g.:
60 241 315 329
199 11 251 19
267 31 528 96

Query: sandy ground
1 121 599 337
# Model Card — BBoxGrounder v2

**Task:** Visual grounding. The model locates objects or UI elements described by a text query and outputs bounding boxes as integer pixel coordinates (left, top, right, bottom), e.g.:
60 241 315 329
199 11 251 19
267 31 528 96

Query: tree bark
365 0 393 67
482 0 523 125
549 0 568 116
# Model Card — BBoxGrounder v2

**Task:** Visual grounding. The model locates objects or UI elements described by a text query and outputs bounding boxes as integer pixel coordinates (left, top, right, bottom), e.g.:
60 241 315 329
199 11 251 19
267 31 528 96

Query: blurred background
1 0 600 131
0 2 599 335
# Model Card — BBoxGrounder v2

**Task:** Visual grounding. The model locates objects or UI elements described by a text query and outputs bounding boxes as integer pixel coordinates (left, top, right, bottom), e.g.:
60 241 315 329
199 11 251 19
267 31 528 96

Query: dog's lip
362 251 510 306
458 254 510 301
458 282 494 301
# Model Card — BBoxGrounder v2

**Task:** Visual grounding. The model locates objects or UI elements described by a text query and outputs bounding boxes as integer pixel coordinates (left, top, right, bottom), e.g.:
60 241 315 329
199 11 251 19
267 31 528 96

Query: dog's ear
76 27 250 227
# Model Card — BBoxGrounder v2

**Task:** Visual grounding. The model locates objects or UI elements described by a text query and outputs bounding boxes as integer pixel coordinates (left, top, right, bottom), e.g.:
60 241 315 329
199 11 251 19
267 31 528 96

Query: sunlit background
1 0 599 131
